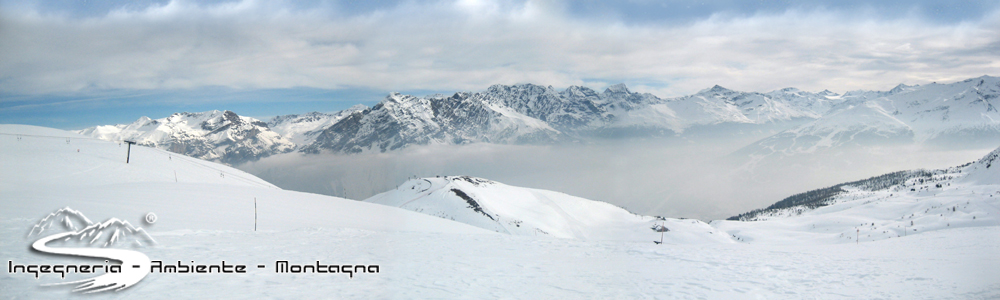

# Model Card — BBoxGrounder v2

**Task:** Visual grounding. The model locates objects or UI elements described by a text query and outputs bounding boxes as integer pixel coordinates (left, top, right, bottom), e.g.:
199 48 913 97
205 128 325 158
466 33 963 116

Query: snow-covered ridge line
79 75 999 164
2 124 491 236
79 110 295 165
364 175 733 243
5 124 999 300
736 75 1000 159
76 80 852 161
729 145 1000 222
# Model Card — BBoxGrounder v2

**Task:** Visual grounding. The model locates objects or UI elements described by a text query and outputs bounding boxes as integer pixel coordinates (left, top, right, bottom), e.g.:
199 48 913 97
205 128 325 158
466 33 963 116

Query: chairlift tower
125 140 137 163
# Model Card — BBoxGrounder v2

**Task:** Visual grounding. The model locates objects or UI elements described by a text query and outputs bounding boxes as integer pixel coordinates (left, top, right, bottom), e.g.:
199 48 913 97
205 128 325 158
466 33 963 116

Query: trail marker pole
660 227 665 244
125 140 136 163
254 197 258 232
654 222 667 244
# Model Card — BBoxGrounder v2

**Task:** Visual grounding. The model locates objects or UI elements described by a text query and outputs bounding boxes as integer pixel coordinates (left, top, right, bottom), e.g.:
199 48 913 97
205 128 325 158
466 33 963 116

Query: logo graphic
11 207 381 294
24 207 156 293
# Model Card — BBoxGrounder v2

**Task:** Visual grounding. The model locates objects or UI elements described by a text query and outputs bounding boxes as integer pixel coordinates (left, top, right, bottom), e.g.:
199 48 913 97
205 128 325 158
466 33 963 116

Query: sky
1 0 999 129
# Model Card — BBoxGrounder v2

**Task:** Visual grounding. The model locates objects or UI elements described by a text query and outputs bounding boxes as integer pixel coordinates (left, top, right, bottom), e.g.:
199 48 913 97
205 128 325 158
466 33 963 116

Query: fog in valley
238 138 993 221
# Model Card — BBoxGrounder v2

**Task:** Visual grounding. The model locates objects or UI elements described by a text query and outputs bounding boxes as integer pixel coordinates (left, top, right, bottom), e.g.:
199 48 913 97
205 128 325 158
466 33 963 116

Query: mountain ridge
79 110 295 165
78 76 999 164
363 175 734 243
735 75 1000 160
729 145 1000 222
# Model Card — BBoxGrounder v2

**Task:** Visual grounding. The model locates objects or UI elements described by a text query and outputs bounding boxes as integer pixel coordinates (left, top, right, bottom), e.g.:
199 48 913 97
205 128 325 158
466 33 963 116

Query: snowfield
364 176 733 243
2 124 999 299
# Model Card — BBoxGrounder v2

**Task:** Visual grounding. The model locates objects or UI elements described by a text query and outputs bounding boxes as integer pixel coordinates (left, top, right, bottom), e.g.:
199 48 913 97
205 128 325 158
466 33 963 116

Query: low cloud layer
238 138 993 221
2 0 998 99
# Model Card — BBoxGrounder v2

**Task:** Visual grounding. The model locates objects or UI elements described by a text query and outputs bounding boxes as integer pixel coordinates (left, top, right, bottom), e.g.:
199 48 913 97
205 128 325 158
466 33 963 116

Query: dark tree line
727 169 946 221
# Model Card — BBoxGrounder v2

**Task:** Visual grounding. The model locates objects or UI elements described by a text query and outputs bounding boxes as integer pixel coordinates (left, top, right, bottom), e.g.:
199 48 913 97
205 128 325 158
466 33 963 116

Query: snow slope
718 146 1000 245
364 176 732 243
3 124 998 299
267 105 368 145
1 124 488 234
892 76 1000 142
663 85 824 131
738 76 1000 158
738 99 915 156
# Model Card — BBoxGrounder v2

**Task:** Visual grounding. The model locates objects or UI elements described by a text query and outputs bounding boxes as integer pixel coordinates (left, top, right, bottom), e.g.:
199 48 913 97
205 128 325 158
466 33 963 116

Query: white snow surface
77 76 998 164
659 85 828 132
1 124 486 234
78 110 295 163
2 124 999 299
740 76 1000 157
267 105 368 145
364 176 730 243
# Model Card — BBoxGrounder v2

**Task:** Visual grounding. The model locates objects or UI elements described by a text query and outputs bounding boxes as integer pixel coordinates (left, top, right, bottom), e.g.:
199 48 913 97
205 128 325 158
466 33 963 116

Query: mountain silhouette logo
26 207 156 293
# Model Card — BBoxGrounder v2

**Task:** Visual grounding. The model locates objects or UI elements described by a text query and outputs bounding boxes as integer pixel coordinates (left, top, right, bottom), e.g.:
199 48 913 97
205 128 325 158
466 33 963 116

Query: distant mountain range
80 110 295 165
80 75 1000 165
736 76 1000 159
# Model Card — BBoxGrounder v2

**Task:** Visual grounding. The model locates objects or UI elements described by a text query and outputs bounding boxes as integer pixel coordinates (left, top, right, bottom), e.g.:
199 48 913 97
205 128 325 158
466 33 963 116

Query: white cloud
238 138 994 221
1 0 997 97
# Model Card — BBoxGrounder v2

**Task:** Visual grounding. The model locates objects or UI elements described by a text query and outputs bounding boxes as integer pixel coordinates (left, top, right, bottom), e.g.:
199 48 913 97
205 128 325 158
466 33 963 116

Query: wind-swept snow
2 124 998 299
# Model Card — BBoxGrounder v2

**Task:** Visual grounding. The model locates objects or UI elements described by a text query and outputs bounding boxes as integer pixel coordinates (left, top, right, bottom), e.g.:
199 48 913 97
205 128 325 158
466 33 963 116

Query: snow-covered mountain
737 76 1000 158
661 85 825 131
364 176 732 242
267 105 368 146
4 124 999 298
719 145 1000 244
737 99 915 156
80 76 997 163
301 91 567 154
296 82 843 153
79 110 295 165
78 83 845 159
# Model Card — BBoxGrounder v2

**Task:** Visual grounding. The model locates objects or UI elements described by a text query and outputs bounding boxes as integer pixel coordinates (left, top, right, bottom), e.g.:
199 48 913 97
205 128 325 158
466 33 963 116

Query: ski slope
2 124 998 299
716 145 1000 245
0 124 488 234
365 176 732 243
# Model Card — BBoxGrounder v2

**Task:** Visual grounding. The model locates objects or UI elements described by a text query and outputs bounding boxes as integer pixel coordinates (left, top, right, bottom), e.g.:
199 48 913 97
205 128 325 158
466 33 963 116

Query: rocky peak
603 83 631 95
